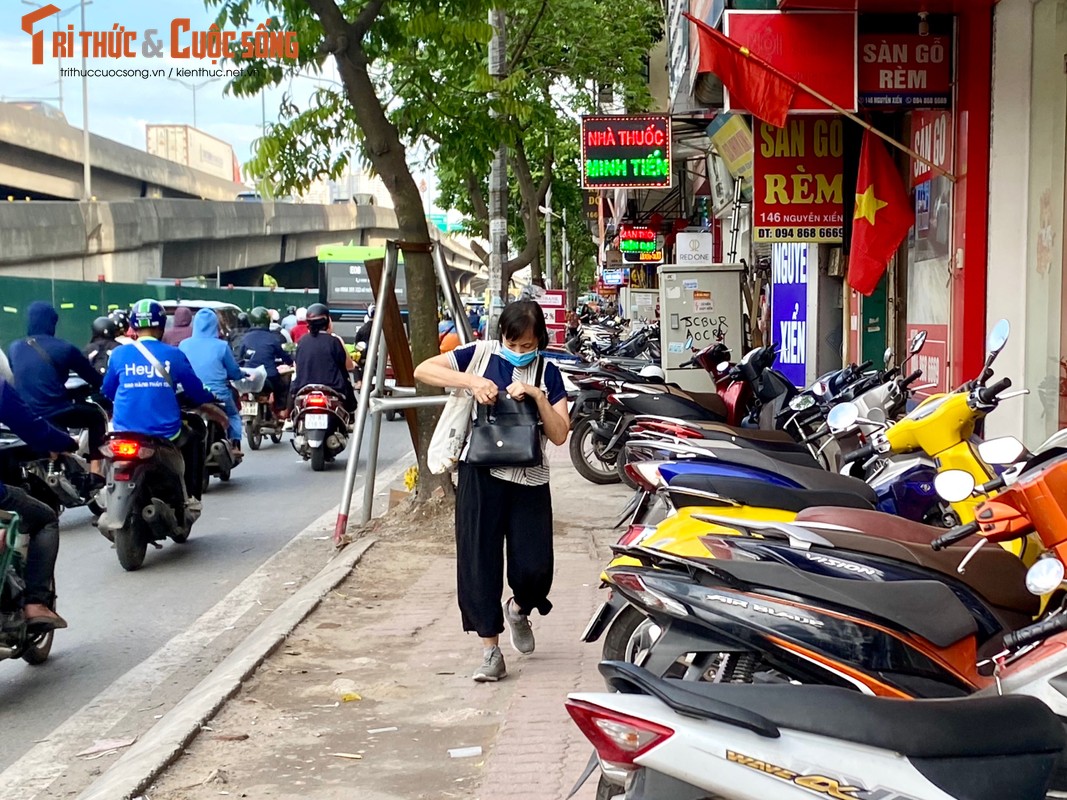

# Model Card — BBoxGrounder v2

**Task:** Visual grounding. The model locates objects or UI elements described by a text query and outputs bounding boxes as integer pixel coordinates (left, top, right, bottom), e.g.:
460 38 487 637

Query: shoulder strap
468 341 494 377
26 338 59 373
535 355 546 388
131 339 175 389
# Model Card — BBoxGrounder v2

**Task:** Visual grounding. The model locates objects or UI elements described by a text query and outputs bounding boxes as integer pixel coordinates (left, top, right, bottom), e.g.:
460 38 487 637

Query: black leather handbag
465 358 544 468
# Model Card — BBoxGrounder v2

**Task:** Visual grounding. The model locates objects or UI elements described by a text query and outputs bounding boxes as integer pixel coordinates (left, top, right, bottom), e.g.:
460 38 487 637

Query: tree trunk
318 10 451 499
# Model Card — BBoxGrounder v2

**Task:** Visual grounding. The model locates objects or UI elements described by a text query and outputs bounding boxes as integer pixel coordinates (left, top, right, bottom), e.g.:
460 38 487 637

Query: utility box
659 263 745 392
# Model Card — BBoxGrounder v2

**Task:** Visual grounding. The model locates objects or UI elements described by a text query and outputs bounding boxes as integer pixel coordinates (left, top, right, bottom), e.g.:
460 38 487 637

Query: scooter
240 365 289 450
95 416 206 571
201 403 238 491
566 660 1065 800
291 385 350 472
0 509 56 666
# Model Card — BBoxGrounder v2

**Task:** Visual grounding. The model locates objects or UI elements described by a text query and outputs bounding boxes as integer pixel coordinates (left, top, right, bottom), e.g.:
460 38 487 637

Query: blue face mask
500 345 538 367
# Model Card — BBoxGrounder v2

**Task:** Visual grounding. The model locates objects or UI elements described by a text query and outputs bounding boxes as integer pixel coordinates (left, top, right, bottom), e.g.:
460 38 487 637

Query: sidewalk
145 447 632 800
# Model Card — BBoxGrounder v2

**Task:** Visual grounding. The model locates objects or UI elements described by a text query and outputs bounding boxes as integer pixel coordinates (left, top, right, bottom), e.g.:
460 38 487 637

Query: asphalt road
0 422 412 771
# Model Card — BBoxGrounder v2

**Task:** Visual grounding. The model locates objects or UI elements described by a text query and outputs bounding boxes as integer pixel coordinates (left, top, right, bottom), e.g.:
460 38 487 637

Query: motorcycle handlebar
931 521 980 551
977 377 1012 405
856 360 874 373
1003 614 1067 651
841 441 876 465
979 475 1006 494
901 369 923 389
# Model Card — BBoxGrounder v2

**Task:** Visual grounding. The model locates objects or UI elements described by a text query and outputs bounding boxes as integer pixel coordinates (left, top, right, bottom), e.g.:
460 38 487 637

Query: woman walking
414 301 570 681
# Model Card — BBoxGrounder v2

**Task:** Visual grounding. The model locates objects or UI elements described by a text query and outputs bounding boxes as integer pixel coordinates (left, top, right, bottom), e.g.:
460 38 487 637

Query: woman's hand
471 376 499 405
506 381 543 402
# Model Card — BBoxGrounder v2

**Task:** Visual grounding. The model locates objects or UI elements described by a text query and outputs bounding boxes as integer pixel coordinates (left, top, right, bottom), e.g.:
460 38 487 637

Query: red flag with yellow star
848 130 913 296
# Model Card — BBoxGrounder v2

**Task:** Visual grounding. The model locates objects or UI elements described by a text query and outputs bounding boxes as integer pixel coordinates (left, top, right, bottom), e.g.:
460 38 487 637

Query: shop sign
753 116 844 243
859 35 951 109
908 323 949 395
723 11 858 114
619 225 664 264
675 231 714 266
581 115 672 190
706 113 754 189
601 268 627 286
582 190 601 234
771 243 810 387
911 110 953 186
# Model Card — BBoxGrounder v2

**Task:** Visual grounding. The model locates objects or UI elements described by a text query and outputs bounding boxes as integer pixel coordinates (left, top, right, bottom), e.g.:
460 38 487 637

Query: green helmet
248 306 270 328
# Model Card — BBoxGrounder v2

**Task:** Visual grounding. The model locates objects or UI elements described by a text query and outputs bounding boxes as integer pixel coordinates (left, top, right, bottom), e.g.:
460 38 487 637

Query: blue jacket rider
180 309 244 450
0 377 77 630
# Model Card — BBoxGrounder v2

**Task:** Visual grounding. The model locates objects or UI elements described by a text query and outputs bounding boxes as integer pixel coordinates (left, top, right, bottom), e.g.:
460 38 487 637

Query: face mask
500 345 538 367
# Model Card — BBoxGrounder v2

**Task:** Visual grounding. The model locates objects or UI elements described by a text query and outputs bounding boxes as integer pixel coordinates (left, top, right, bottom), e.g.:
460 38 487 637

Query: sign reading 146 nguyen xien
582 115 672 190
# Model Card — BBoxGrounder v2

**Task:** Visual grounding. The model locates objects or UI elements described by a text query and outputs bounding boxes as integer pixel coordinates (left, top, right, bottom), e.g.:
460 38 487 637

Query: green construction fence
0 277 318 348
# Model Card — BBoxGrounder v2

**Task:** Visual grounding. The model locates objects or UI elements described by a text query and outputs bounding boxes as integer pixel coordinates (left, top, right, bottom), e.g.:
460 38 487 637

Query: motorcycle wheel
311 446 326 472
601 604 653 663
22 581 56 665
115 523 147 571
246 422 262 451
270 432 283 444
201 467 211 494
569 418 621 485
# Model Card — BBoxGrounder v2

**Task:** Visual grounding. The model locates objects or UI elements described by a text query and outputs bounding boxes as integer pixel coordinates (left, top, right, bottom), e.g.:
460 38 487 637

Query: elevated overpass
0 199 484 291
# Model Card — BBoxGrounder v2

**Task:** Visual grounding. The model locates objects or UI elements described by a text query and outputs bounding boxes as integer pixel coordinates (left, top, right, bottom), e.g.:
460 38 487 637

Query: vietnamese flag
685 13 797 128
848 130 913 296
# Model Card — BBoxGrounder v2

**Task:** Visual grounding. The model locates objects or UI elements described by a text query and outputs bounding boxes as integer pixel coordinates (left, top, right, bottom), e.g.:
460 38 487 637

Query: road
0 421 411 773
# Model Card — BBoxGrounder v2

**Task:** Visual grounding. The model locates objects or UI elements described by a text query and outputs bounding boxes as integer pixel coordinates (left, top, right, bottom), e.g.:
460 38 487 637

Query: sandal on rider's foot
24 607 68 630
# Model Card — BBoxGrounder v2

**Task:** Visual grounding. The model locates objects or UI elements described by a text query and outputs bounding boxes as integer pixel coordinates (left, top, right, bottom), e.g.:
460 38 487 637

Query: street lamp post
168 77 219 129
21 0 84 114
543 185 553 290
539 202 569 302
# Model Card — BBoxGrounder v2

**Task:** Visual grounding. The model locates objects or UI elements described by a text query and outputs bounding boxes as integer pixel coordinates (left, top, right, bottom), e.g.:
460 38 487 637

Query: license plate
241 402 258 416
305 413 329 430
580 600 611 643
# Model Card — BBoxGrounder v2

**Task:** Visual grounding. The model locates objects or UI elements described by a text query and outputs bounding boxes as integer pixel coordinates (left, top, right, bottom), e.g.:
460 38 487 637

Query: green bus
317 244 409 337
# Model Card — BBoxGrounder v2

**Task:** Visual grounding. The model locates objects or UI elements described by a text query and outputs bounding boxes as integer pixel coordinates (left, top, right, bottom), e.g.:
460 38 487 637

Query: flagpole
684 12 957 183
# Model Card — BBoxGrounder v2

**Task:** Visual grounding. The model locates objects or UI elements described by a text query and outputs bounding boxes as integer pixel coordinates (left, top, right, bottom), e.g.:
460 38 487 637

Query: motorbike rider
8 302 107 474
0 377 77 630
84 316 121 375
281 305 298 332
291 307 310 343
102 299 228 512
162 306 195 346
290 303 356 413
180 309 245 458
238 306 294 418
109 309 135 344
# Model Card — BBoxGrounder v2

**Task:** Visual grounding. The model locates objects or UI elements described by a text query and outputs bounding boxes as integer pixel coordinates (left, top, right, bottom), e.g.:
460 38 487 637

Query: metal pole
563 208 570 308
544 185 552 290
192 86 198 128
487 7 508 337
433 244 473 344
80 0 90 200
359 322 389 524
334 241 398 543
56 15 63 114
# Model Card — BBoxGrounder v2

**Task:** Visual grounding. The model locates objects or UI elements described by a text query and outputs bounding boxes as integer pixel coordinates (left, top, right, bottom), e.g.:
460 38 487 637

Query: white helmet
639 365 665 381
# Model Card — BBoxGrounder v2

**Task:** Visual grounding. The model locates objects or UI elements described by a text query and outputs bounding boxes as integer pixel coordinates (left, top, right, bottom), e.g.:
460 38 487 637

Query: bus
317 244 409 339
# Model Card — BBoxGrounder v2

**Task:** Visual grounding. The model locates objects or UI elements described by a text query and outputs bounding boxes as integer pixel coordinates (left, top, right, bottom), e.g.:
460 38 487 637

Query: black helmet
286 305 297 316
235 311 250 329
91 316 118 340
249 306 270 328
108 309 130 335
306 303 330 334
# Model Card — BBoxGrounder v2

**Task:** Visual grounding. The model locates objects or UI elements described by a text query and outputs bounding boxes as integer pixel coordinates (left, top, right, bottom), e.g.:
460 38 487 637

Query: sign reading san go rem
753 117 844 244
582 115 672 190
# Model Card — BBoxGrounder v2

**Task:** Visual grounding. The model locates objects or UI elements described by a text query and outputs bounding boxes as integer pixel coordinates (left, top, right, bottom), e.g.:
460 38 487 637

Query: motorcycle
0 509 56 666
240 366 287 450
291 385 350 472
95 414 207 571
201 402 238 491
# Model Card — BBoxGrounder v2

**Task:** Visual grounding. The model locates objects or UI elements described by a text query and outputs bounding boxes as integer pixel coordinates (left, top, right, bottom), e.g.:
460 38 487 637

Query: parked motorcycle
291 385 350 471
0 510 56 666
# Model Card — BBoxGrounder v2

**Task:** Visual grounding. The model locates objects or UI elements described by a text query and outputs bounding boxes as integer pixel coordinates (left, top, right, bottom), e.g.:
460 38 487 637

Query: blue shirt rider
180 308 245 453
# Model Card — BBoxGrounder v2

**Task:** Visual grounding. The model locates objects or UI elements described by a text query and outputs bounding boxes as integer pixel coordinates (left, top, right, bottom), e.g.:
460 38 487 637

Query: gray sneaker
473 646 507 682
505 598 535 655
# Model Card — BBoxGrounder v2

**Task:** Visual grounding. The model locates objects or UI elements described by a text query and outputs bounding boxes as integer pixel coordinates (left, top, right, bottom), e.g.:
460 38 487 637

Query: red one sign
859 35 952 108
911 110 953 186
723 11 857 114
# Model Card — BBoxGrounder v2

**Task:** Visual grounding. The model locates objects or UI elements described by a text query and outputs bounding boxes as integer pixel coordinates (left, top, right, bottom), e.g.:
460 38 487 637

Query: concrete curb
75 534 377 800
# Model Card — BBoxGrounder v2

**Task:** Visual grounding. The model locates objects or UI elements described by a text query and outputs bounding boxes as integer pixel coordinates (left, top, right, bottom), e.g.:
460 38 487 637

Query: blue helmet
129 298 167 330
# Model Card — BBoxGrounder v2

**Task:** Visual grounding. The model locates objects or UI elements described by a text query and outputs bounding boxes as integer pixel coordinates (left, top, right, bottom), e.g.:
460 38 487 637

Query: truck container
145 124 240 183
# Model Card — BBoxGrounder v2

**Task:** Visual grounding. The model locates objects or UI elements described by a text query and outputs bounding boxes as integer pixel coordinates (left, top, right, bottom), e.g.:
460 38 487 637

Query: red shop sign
911 110 953 187
859 35 952 109
723 10 857 114
752 116 845 244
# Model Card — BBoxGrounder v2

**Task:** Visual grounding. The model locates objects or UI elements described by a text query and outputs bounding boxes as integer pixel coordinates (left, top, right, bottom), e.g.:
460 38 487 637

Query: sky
0 0 441 200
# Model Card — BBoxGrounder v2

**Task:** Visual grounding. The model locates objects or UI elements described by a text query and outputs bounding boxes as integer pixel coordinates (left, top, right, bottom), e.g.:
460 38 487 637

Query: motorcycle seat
665 387 728 419
599 660 1065 761
689 421 796 444
679 447 876 499
795 507 1039 620
668 474 875 513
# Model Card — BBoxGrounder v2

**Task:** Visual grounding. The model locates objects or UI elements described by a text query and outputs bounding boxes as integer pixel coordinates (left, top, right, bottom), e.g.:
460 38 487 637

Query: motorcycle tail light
623 462 662 492
617 524 657 547
307 393 329 408
103 439 152 460
565 699 673 770
610 571 689 617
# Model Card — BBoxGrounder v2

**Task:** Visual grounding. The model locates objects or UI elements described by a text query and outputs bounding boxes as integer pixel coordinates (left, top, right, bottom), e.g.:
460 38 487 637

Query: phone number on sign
755 227 843 243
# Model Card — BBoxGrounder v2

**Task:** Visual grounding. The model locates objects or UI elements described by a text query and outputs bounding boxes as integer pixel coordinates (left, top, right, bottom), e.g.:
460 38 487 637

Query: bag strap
469 340 493 378
535 355 546 390
132 339 176 390
26 338 60 374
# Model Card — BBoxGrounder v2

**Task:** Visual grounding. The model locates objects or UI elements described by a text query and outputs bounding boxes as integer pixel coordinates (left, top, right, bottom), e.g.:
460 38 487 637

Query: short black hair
498 299 548 350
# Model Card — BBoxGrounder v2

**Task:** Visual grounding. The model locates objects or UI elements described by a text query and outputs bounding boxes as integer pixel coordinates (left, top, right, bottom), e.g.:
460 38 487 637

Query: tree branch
465 171 489 235
508 0 550 72
351 0 389 41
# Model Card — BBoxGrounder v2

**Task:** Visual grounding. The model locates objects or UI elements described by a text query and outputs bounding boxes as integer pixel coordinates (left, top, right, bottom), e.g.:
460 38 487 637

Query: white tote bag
426 342 494 474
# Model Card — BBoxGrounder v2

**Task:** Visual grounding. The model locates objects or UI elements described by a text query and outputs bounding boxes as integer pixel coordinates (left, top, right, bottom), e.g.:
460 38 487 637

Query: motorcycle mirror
827 402 860 431
812 380 829 397
1026 557 1065 596
716 361 730 372
883 347 894 369
986 319 1010 357
789 394 816 412
867 407 887 425
910 330 928 355
934 470 976 503
977 436 1028 466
